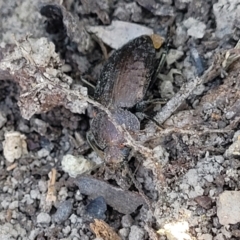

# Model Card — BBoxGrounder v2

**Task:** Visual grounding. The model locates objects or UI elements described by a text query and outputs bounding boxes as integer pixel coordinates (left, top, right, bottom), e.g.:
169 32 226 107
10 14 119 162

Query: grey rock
69 214 78 224
199 234 212 240
8 200 18 209
30 189 40 199
0 223 18 239
214 233 225 240
217 191 240 225
0 111 7 128
119 228 130 238
1 199 10 209
225 111 235 120
75 176 145 214
173 25 188 47
121 214 133 228
30 118 48 135
213 0 240 38
87 20 153 49
183 17 206 39
166 49 184 65
175 0 188 10
153 145 169 167
38 180 47 193
190 47 205 76
52 200 73 223
63 226 71 235
160 80 174 99
225 136 240 158
152 4 175 16
37 148 50 158
37 212 51 224
129 225 144 240
214 155 224 164
86 196 107 220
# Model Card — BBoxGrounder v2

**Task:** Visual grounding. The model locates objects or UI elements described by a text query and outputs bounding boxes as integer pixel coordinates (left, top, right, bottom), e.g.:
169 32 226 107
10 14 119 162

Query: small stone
30 118 48 135
225 135 240 158
214 233 225 240
217 191 240 225
37 212 51 224
21 194 34 205
75 176 145 214
214 156 224 164
190 47 205 76
30 189 40 199
61 64 72 73
173 25 188 47
129 225 144 240
160 81 174 99
8 201 18 210
166 49 184 65
232 229 240 238
198 233 212 240
38 180 47 193
69 214 78 224
121 215 133 228
86 196 107 220
37 148 50 158
62 154 95 178
225 111 235 120
0 223 18 239
183 17 206 39
204 174 214 183
3 131 28 163
18 120 30 133
213 0 240 38
87 20 153 49
0 111 7 128
119 228 130 238
52 200 73 223
63 225 71 235
194 196 212 210
192 186 204 198
175 0 188 10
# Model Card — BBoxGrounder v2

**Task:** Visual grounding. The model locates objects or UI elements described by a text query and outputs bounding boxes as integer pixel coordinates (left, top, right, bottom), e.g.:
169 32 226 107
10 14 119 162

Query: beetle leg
86 131 105 160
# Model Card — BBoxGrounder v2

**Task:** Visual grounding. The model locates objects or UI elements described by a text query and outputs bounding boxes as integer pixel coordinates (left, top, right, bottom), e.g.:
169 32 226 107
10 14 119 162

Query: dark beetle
90 35 164 165
94 35 160 108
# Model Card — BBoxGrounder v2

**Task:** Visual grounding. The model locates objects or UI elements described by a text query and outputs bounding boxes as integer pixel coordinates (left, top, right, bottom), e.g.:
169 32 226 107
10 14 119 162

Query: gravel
129 225 145 240
52 200 73 224
36 212 51 224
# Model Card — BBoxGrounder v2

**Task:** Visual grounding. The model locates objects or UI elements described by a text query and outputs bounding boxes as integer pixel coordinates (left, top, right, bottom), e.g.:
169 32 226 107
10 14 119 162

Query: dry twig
46 168 57 203
90 219 121 240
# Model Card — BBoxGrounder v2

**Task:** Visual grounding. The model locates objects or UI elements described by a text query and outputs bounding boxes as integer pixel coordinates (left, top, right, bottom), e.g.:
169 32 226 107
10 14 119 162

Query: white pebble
37 212 51 224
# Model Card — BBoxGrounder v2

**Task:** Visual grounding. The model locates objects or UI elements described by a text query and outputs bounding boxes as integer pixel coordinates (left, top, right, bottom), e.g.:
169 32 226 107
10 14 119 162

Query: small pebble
86 196 107 220
217 191 240 225
183 17 206 39
194 196 212 210
38 180 47 193
69 214 78 224
30 189 40 199
52 200 73 223
160 80 174 99
121 215 133 228
37 148 50 158
0 111 7 128
62 225 71 235
166 49 184 65
129 225 144 240
8 201 18 210
119 228 130 238
37 212 51 224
